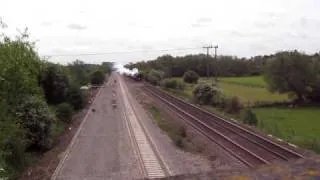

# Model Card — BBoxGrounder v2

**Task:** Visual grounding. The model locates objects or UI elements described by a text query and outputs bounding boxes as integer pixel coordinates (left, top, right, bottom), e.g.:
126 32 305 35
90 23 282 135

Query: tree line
127 51 320 103
126 54 268 77
0 28 112 179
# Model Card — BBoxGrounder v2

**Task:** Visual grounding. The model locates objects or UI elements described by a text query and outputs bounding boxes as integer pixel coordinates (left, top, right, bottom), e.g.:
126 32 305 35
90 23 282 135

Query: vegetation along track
143 84 304 168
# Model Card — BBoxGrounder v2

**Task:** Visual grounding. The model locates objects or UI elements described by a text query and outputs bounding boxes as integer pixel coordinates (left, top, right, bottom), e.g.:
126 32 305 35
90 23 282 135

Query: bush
0 116 28 179
57 103 74 123
174 137 184 148
241 109 258 126
183 70 199 84
91 70 105 85
40 65 69 104
147 69 165 85
210 86 224 106
67 85 86 110
193 84 214 105
178 126 187 138
16 96 54 150
224 96 242 114
161 79 185 90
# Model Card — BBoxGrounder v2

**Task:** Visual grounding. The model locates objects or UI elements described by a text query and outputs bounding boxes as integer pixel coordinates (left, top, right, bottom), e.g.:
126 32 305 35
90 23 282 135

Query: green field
218 76 266 88
171 76 288 103
165 76 320 152
254 107 320 152
218 82 288 103
199 76 288 104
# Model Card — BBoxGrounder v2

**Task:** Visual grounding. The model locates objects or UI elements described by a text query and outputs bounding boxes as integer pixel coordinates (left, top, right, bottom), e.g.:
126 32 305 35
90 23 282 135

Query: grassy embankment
165 76 320 152
147 105 187 149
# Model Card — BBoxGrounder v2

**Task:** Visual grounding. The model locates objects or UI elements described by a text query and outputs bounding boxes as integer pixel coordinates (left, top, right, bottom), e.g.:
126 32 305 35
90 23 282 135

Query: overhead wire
42 47 202 57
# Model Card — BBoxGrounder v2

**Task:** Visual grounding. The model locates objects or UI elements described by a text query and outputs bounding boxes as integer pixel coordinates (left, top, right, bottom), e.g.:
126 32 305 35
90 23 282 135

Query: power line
203 45 213 78
42 47 201 57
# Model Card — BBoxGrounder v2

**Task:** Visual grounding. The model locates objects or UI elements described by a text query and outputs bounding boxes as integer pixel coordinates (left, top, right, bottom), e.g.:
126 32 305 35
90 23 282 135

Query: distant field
218 76 266 88
254 107 320 152
218 82 288 103
199 77 288 103
164 77 320 152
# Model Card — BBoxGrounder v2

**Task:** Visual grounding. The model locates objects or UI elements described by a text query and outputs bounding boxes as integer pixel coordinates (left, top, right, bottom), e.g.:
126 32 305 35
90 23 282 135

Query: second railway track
143 83 304 168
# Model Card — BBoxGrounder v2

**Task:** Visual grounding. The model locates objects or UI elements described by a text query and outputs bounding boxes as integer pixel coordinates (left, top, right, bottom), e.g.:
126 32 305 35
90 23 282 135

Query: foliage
56 103 74 123
16 96 54 150
241 109 258 126
254 107 320 152
0 112 27 179
183 70 199 84
306 55 320 102
0 29 49 178
218 81 288 103
40 64 69 104
0 30 41 105
91 70 105 85
161 79 184 90
193 84 215 105
100 62 114 74
224 96 242 114
67 60 100 85
126 54 269 77
148 105 187 149
147 69 165 85
67 85 86 110
211 86 224 106
0 24 111 178
264 51 313 102
219 76 266 88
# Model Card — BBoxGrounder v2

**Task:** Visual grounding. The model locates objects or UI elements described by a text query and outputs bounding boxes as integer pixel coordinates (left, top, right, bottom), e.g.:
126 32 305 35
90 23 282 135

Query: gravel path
53 73 142 180
123 78 214 177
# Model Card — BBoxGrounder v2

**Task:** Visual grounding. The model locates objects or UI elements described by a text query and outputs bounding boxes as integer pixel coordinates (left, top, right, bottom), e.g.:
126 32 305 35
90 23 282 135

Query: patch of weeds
148 104 188 149
52 120 67 139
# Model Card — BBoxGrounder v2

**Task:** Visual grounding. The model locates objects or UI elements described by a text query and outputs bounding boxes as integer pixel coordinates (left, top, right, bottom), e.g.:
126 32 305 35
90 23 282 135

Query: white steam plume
114 63 138 75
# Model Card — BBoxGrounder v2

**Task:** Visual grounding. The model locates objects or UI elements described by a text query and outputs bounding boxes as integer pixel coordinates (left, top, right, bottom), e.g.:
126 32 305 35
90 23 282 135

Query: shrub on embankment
161 79 185 90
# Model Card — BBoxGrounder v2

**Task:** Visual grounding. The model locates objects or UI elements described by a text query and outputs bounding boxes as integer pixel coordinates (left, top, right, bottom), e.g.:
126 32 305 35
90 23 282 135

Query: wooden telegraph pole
203 45 213 78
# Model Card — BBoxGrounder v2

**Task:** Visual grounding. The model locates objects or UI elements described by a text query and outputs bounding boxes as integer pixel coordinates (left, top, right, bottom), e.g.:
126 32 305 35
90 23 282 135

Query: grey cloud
230 30 245 37
191 17 212 28
291 17 320 29
228 30 261 38
191 23 205 28
299 17 308 26
254 21 276 28
40 21 53 26
67 24 87 30
196 17 212 23
298 17 320 27
288 32 309 39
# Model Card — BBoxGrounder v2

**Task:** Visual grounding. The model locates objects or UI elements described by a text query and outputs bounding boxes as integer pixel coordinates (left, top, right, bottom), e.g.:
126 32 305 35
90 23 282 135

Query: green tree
306 55 320 102
91 70 105 85
56 103 74 123
101 62 114 74
183 70 199 83
147 69 165 85
224 96 242 114
161 79 184 90
67 85 86 110
68 60 89 85
40 64 69 104
16 96 54 150
193 84 215 105
264 51 313 102
241 109 258 126
0 27 54 177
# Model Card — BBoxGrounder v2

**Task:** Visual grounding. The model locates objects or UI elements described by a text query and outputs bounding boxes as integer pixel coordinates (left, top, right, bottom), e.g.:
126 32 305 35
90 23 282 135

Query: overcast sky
1 0 320 64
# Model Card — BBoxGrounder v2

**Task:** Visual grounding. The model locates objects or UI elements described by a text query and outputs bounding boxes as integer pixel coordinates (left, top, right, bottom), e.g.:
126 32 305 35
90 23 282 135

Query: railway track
143 84 304 168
